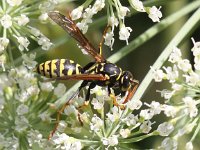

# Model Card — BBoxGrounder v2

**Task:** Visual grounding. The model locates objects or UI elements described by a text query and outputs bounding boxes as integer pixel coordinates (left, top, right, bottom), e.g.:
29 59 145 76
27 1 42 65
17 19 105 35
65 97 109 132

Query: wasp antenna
131 79 139 84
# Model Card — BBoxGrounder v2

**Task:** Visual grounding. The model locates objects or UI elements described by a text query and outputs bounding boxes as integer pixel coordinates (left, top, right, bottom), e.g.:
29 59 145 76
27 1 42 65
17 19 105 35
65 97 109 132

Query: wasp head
120 71 134 91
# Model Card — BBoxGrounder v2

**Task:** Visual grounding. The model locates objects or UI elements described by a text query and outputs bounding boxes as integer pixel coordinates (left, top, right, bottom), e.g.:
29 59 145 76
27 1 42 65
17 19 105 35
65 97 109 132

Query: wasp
35 11 139 139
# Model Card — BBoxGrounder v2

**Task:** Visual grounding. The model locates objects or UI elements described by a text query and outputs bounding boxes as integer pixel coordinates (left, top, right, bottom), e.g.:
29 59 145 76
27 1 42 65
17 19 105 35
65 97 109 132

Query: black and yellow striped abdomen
36 59 83 78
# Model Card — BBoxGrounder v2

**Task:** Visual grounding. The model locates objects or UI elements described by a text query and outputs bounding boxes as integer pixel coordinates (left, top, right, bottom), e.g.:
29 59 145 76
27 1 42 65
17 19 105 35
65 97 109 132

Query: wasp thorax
120 71 133 91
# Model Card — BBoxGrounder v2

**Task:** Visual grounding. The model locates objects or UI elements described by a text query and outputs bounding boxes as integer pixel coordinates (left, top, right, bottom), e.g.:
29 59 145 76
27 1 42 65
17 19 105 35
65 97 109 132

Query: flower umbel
154 38 200 149
0 0 58 70
0 66 54 149
48 86 170 149
70 0 162 50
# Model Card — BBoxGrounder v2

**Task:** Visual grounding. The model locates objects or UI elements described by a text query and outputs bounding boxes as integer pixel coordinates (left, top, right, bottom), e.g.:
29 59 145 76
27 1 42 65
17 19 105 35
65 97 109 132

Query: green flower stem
170 114 185 126
128 130 142 137
181 83 200 93
105 120 119 137
7 44 14 68
120 131 159 143
78 139 100 145
95 146 102 150
3 27 6 37
190 117 200 142
144 0 172 6
132 7 200 102
101 107 106 136
55 1 200 108
32 92 54 113
105 107 129 137
2 0 6 11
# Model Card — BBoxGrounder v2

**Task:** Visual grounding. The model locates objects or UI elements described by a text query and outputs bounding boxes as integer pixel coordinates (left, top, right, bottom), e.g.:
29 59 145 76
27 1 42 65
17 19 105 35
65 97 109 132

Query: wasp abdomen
36 59 83 78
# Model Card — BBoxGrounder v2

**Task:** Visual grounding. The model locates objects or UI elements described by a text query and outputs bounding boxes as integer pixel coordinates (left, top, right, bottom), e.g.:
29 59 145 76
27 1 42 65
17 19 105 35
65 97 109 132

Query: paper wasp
35 11 139 139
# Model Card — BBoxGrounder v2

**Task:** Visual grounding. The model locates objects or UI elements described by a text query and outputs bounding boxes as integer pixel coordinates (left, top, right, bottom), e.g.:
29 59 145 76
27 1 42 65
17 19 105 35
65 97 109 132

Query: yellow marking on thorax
100 65 104 71
89 65 96 71
86 63 99 74
51 60 58 77
39 63 44 76
121 75 124 84
116 67 122 80
99 63 105 72
44 61 51 77
90 71 95 74
95 66 98 73
59 59 65 77
100 67 104 72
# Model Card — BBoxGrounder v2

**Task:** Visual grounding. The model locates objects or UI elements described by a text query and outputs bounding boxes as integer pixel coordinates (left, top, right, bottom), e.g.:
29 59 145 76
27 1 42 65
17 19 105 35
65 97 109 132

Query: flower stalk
133 6 200 102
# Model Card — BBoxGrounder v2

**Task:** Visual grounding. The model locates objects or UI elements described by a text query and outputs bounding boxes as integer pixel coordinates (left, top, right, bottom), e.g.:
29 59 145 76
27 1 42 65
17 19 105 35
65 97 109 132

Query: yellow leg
48 100 72 140
77 111 83 126
76 101 90 126
110 93 125 110
98 26 111 56
48 99 88 140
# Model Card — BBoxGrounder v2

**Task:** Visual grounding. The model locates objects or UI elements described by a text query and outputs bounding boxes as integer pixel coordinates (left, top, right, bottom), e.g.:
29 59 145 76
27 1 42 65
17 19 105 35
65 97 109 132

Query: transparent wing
48 11 105 62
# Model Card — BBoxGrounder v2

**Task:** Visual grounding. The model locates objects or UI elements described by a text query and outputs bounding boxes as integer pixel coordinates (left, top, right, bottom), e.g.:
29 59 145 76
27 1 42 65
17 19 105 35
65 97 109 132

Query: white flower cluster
139 101 175 136
0 0 55 51
153 38 200 150
52 133 82 150
71 0 105 34
49 85 176 149
71 0 162 50
0 0 59 70
152 39 200 117
0 65 68 149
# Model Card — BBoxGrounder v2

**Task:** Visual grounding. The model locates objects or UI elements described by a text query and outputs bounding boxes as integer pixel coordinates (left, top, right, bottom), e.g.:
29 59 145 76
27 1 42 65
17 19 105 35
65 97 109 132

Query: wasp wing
48 11 105 62
44 73 107 82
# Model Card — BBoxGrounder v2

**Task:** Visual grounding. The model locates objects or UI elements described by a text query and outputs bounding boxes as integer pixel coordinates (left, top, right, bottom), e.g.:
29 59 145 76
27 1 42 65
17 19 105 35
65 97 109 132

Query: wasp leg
48 81 88 140
108 87 125 110
77 111 84 126
76 83 96 126
78 82 96 109
98 25 111 56
86 83 96 101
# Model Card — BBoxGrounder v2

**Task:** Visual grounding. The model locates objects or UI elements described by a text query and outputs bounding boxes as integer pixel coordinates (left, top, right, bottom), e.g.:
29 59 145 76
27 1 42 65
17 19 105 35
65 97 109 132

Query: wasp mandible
35 11 139 139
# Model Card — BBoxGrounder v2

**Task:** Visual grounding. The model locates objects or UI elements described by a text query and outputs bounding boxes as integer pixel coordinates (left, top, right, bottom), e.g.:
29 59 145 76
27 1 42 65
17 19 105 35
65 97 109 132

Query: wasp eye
120 71 133 91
